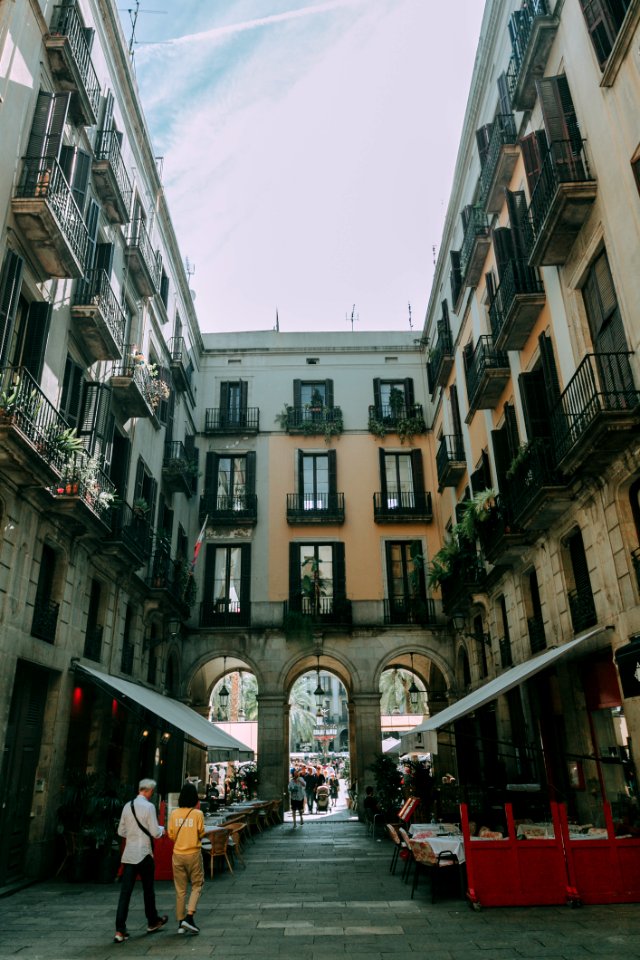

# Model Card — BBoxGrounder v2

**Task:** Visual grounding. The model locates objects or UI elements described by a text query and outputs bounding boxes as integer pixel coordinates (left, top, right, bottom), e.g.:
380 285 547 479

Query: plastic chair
204 829 234 878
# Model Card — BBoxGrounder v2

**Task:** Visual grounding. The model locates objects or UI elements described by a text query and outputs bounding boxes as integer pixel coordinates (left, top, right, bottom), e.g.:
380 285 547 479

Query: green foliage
427 489 496 588
367 753 403 816
57 771 130 847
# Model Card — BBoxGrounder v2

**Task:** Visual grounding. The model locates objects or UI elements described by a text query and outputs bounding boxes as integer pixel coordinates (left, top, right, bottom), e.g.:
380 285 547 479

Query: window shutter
450 250 462 305
333 542 346 601
245 451 256 496
157 365 171 425
297 449 305 497
190 445 200 495
461 204 473 231
204 451 218 496
504 401 520 459
538 332 561 407
327 448 337 493
403 378 415 408
240 544 252 607
148 477 158 528
84 198 100 274
21 301 52 383
505 190 532 261
203 544 216 603
491 426 512 493
293 379 302 408
289 542 301 602
240 379 248 412
492 227 514 279
134 457 145 501
0 250 24 364
450 384 463 436
26 90 70 161
410 449 425 497
519 131 547 198
324 378 334 408
462 342 473 373
583 250 618 341
373 378 382 414
497 71 512 116
536 75 582 150
485 271 496 304
378 448 387 498
476 123 493 167
78 382 111 456
519 370 551 440
101 90 115 134
426 361 435 396
219 381 229 414
94 242 114 279
60 356 84 428
578 0 621 68
60 146 91 215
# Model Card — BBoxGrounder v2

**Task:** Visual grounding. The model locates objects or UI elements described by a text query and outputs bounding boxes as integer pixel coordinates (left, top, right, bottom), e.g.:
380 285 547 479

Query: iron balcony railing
31 597 59 644
507 437 564 523
94 129 132 210
204 407 260 433
550 352 640 464
286 405 343 433
499 637 514 669
436 433 465 482
489 259 543 342
528 139 594 237
55 451 118 523
479 113 518 205
126 218 161 290
373 490 432 521
0 365 76 474
83 625 103 662
459 206 490 283
148 539 194 607
429 316 454 385
74 269 126 353
200 599 250 628
112 343 154 400
285 596 353 625
477 493 518 556
287 492 345 523
441 547 486 615
528 615 546 654
632 548 640 592
163 439 190 468
49 4 101 119
506 0 551 98
15 157 89 271
199 491 258 524
383 596 436 626
568 583 597 634
464 335 509 408
168 336 188 367
106 502 152 565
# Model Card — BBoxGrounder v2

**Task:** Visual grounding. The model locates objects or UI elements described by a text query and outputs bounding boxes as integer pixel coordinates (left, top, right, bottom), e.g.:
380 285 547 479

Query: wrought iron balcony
368 403 426 441
436 434 466 490
373 490 432 523
528 615 546 654
103 501 152 568
83 626 103 662
287 492 345 524
479 113 519 214
568 583 597 634
285 597 352 626
440 548 486 616
465 336 510 414
383 596 436 626
162 441 195 497
459 206 491 289
44 4 100 125
125 219 161 297
199 492 258 526
0 366 75 484
283 405 344 437
48 452 117 528
168 337 192 393
204 407 260 434
507 438 571 531
427 316 454 394
109 347 156 420
148 542 195 612
31 597 59 644
550 352 640 473
72 269 126 361
476 493 527 563
12 158 88 278
506 0 559 111
200 599 250 628
92 130 132 224
527 139 597 266
489 259 545 351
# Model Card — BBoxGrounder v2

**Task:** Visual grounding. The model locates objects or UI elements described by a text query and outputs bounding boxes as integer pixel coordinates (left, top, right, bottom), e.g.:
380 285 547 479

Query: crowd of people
287 760 344 825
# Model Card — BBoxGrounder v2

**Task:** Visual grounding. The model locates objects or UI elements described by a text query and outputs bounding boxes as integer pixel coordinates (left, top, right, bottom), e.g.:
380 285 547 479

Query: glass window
216 456 247 509
213 546 243 612
299 544 334 614
302 453 329 509
384 453 414 509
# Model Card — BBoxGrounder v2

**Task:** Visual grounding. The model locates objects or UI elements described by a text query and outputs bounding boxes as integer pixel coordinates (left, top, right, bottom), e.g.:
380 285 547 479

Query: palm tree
380 668 426 715
289 676 317 749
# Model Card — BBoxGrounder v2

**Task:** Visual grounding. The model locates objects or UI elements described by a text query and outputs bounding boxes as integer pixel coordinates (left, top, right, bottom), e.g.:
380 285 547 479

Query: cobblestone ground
1 811 639 960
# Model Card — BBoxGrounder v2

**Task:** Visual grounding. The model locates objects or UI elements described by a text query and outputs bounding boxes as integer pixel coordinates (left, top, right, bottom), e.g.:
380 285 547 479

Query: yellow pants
172 850 205 921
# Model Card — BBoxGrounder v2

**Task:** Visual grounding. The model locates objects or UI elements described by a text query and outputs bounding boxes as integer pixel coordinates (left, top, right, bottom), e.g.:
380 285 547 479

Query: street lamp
408 652 420 708
314 655 325 710
219 657 229 718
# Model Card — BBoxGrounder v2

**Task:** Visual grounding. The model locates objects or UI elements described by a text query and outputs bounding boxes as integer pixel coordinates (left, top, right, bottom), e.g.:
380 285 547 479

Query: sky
122 1 485 334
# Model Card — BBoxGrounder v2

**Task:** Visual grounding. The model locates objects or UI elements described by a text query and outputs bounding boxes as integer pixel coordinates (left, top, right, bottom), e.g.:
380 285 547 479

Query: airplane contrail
138 0 366 52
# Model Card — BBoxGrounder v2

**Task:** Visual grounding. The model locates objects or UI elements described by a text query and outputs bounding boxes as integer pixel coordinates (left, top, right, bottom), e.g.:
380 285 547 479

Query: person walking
287 769 306 827
304 765 317 815
113 778 168 943
167 782 205 936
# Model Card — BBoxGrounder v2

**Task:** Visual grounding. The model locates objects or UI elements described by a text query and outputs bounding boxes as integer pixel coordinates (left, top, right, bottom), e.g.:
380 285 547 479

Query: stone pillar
350 691 383 818
256 694 289 807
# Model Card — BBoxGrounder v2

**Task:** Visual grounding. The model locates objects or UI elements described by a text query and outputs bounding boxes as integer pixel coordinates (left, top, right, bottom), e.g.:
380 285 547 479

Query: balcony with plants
287 492 345 525
489 259 545 351
204 406 260 434
506 437 572 530
429 492 492 615
459 205 491 290
373 490 432 523
426 311 454 395
168 337 193 394
48 449 118 530
44 3 100 126
550 352 640 474
464 335 510 415
148 540 195 617
162 441 197 497
124 219 161 297
109 346 169 421
527 139 597 266
436 433 466 491
92 129 132 224
476 491 527 564
368 388 426 445
199 491 258 526
71 268 126 361
505 0 559 111
12 157 88 278
103 500 152 569
277 391 344 443
479 113 519 214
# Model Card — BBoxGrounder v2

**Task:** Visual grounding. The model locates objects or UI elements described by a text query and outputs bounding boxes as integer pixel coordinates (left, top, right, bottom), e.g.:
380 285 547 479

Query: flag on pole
191 515 208 573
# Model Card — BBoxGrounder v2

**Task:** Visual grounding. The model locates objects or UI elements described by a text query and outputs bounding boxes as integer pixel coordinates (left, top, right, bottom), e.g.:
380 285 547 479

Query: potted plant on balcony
132 497 150 518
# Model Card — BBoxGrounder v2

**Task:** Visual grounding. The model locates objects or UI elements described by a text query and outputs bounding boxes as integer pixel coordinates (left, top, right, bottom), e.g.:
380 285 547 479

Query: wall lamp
408 652 420 708
314 654 325 709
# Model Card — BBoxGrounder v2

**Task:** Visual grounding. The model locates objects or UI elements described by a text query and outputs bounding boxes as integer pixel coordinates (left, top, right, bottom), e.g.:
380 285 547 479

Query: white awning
402 627 606 754
74 663 254 760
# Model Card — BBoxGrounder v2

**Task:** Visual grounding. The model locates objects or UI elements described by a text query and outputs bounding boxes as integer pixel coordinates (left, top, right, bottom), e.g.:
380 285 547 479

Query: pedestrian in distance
167 781 205 936
288 769 306 826
304 764 317 815
113 778 168 944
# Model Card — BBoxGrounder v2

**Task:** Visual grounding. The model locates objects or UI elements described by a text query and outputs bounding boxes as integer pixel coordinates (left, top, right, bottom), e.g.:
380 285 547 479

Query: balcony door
217 455 247 510
289 542 345 616
381 451 419 510
385 540 426 614
299 451 334 510
220 380 247 428
203 543 251 620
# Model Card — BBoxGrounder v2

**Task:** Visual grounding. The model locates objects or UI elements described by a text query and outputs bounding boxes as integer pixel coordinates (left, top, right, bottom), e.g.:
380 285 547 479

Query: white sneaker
178 925 185 935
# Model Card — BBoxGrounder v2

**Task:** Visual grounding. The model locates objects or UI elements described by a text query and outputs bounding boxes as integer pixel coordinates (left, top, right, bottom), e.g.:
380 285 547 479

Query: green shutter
333 542 346 601
21 301 52 383
0 250 24 364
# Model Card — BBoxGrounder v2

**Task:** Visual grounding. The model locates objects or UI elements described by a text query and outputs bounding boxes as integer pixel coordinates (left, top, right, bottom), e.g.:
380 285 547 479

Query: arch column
349 691 383 816
256 693 289 806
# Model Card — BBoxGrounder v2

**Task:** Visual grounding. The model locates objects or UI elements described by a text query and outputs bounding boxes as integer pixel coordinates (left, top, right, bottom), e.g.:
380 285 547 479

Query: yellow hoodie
167 806 205 855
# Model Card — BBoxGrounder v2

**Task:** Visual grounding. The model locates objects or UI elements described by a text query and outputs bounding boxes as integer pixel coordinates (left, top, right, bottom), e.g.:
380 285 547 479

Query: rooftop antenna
408 302 413 330
123 2 167 59
346 304 359 332
185 257 195 280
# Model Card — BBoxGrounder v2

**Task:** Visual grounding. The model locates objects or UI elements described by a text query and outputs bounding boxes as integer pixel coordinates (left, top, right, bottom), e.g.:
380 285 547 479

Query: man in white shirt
113 778 168 943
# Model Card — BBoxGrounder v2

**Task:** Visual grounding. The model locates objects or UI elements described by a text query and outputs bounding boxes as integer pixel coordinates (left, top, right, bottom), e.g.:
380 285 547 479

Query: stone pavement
1 809 640 960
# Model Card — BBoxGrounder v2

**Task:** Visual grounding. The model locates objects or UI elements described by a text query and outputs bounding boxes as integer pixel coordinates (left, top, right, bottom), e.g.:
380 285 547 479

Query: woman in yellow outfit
167 782 205 934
